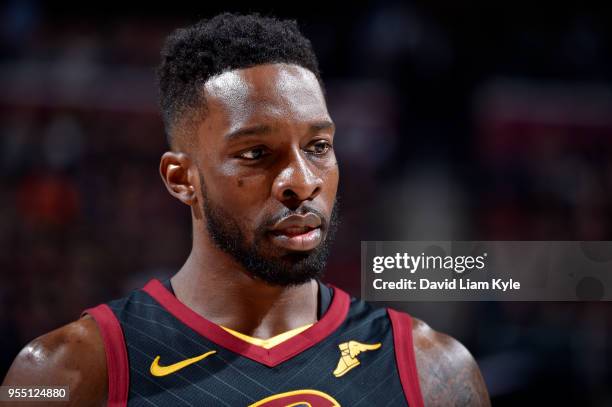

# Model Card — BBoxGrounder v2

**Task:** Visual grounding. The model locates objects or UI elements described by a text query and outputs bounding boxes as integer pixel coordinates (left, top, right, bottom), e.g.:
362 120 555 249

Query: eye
307 140 332 155
238 147 268 160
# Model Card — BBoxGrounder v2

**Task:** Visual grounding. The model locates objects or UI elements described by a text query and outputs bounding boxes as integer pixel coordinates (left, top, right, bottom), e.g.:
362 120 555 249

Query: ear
159 151 198 206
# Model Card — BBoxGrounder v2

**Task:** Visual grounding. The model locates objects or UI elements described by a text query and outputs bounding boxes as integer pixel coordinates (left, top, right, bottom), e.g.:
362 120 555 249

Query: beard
200 180 339 287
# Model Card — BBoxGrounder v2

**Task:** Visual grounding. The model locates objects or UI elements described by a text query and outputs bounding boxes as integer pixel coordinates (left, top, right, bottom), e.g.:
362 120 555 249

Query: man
3 13 490 406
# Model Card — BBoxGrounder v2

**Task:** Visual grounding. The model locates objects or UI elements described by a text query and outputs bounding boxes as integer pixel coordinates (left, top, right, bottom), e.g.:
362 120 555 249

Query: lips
271 226 316 237
268 213 323 251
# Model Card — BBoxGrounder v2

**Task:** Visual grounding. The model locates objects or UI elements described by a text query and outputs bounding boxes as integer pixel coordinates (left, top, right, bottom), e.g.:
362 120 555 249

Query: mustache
255 202 337 236
258 205 329 233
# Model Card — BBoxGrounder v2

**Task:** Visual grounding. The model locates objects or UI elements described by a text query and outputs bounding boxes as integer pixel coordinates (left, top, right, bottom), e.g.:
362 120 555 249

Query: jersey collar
142 278 350 367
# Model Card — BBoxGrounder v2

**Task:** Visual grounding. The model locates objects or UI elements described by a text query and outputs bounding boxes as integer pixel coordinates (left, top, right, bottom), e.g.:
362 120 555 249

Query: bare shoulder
2 315 107 406
412 318 490 407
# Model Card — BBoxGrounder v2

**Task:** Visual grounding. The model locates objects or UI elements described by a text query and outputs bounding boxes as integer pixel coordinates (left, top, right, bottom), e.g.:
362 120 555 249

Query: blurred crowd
2 1 612 405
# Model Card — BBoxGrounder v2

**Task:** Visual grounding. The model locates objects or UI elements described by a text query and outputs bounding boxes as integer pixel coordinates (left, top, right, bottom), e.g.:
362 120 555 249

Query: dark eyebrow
225 120 335 141
225 124 272 141
310 120 335 133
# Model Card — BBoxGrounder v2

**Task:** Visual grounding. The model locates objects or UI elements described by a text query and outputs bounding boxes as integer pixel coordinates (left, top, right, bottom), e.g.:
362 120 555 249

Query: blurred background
2 0 612 405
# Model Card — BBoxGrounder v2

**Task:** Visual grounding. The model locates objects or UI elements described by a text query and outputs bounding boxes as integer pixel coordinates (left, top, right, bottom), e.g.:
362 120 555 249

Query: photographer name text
372 278 520 291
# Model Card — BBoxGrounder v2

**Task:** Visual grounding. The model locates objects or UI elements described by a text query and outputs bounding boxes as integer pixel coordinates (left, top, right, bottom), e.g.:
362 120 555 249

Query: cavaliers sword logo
249 389 340 407
332 340 381 377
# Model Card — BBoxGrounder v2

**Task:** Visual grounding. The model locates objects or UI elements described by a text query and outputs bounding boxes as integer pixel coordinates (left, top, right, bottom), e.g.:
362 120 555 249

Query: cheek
321 160 340 193
319 162 339 218
213 162 269 200
228 173 270 200
209 169 271 221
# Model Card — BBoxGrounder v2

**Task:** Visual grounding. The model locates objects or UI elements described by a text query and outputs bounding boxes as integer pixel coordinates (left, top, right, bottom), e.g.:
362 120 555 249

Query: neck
170 229 319 339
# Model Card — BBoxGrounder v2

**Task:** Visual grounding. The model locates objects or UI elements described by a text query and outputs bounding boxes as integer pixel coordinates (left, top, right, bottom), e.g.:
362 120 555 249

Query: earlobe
159 152 197 206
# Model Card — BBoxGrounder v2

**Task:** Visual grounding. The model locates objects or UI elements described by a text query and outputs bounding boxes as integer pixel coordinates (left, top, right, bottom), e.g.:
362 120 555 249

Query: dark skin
3 63 490 406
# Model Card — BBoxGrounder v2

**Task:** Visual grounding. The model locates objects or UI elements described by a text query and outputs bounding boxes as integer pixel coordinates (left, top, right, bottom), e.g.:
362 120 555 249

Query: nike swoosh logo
150 350 217 377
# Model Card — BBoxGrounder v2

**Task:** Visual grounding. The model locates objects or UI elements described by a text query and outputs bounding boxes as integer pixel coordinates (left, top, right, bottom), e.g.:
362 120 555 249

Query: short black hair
157 12 322 146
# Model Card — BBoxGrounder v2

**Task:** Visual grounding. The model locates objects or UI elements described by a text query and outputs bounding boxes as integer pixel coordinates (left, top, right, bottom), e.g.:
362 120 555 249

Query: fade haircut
157 12 322 147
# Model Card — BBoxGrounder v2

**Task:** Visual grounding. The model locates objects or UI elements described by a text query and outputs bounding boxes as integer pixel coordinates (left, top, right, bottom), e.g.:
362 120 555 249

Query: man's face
194 63 339 286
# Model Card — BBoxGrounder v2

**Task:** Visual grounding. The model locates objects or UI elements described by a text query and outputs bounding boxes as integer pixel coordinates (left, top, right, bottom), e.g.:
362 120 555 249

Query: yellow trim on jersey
220 324 313 349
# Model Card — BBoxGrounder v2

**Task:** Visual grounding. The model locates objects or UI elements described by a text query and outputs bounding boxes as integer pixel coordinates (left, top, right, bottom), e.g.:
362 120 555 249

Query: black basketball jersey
83 279 424 407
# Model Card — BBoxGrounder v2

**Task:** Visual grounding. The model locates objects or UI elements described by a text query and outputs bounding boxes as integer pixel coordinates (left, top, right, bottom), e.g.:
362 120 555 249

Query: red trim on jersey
388 308 425 407
142 278 350 367
82 304 129 407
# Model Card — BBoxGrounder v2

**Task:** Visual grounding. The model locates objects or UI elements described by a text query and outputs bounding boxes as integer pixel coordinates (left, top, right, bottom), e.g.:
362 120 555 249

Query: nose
272 150 323 209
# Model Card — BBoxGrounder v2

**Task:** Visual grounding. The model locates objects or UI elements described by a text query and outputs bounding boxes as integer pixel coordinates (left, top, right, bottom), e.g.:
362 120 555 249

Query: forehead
202 63 329 135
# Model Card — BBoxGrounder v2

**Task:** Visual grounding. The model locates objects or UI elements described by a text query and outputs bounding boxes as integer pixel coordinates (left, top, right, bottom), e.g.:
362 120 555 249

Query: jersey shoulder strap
82 303 129 407
387 308 425 407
